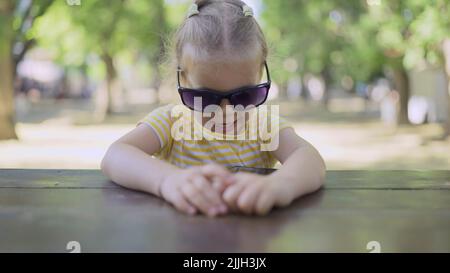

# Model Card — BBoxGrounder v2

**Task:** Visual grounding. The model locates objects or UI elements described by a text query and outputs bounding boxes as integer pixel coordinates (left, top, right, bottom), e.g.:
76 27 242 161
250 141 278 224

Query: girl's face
181 54 263 135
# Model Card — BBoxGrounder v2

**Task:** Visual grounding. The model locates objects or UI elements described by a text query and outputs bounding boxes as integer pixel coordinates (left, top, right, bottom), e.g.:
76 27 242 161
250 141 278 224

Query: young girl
101 0 325 217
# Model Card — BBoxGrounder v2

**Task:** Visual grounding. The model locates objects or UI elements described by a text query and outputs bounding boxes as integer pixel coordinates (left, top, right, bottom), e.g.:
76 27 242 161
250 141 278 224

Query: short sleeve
256 106 293 151
277 115 292 131
137 104 174 150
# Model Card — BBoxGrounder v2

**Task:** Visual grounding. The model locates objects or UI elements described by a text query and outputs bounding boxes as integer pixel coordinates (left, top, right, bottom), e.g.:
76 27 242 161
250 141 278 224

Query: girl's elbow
316 161 326 189
100 153 110 176
316 151 326 186
100 144 115 176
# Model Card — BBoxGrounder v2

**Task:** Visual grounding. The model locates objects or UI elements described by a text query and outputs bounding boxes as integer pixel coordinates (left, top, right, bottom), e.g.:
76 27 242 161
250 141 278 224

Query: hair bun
186 3 200 18
242 5 253 17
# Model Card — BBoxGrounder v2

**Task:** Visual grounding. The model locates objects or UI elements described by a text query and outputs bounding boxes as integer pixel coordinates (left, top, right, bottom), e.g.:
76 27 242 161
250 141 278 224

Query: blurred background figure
0 0 449 169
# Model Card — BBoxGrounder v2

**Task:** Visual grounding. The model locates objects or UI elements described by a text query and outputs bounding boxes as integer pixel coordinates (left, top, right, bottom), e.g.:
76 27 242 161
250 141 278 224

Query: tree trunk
390 62 410 125
149 0 168 104
321 67 332 110
0 0 18 140
100 53 125 116
441 38 450 139
278 81 288 99
102 53 117 114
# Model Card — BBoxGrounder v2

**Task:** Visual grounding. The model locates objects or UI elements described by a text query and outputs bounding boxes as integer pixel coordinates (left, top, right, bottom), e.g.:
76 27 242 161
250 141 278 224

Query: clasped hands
159 163 293 217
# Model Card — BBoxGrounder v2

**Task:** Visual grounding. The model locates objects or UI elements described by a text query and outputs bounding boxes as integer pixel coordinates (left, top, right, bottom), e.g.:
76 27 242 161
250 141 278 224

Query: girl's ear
180 69 186 79
258 63 265 81
179 70 190 87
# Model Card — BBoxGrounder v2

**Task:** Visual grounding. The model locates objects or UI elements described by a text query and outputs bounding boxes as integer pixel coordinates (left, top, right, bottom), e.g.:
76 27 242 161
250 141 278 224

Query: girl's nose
220 99 235 121
220 98 231 109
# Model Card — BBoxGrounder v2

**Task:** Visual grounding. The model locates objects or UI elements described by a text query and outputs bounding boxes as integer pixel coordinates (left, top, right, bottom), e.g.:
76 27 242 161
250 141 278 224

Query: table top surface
1 169 449 253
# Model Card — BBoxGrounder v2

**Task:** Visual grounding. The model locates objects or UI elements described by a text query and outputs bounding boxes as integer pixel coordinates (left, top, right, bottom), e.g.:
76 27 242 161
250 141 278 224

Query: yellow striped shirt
138 104 292 169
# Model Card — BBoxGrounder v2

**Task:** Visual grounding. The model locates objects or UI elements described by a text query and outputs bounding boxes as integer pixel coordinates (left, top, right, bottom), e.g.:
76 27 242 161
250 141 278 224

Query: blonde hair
174 0 268 68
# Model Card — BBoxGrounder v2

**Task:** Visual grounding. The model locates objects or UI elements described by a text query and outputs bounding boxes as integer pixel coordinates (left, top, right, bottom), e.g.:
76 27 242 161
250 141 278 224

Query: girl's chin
213 119 246 134
214 122 235 133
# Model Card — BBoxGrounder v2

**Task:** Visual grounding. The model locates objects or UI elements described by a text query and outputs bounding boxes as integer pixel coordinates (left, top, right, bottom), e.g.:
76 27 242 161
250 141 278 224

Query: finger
201 164 235 185
237 183 264 215
192 175 227 214
222 181 247 212
181 180 219 217
255 190 276 216
168 189 197 215
212 176 230 195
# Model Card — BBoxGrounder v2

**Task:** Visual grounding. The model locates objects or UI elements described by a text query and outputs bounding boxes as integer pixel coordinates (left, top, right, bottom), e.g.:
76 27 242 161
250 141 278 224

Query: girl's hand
222 172 293 215
159 164 235 217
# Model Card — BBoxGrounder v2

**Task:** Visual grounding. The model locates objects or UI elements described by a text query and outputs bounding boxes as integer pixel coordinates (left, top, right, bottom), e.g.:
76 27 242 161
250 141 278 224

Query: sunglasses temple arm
264 61 271 83
177 67 182 88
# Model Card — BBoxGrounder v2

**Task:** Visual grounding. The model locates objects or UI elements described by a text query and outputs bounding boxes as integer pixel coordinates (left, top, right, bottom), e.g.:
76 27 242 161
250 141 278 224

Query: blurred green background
0 0 449 169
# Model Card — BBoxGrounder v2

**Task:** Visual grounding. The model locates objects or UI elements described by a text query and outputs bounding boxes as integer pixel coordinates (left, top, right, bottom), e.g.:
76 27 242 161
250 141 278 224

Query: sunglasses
177 61 271 112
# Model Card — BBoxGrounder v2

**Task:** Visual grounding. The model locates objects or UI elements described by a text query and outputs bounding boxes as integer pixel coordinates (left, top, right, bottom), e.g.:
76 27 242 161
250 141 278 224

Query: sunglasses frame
177 61 271 111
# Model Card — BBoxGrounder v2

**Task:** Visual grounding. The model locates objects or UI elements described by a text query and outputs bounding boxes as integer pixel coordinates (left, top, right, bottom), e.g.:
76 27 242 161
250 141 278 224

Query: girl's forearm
270 145 326 201
101 142 180 196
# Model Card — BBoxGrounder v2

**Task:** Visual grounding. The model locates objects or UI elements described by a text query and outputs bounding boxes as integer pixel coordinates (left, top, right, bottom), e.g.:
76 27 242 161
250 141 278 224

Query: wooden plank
0 169 118 189
1 169 449 190
326 170 450 190
0 187 449 252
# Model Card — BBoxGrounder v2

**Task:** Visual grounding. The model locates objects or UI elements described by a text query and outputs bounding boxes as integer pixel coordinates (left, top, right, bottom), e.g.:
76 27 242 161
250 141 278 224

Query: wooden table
1 169 449 252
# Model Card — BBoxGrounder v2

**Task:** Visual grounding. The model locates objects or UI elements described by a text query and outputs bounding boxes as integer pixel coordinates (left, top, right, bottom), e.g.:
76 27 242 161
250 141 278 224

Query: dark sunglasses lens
180 90 220 111
230 86 269 108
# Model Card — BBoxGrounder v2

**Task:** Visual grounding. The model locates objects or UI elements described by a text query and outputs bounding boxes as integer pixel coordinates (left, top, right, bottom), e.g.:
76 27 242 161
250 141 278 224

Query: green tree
0 0 16 140
34 0 169 119
262 0 370 104
404 0 450 137
263 0 450 127
0 0 52 140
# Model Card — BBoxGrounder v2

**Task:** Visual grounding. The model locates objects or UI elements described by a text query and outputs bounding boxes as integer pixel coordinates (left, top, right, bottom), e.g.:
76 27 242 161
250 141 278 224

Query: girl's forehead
181 54 263 91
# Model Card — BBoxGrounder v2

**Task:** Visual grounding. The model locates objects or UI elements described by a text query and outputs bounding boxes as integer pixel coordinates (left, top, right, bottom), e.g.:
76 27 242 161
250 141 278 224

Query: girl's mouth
215 119 237 132
222 119 237 126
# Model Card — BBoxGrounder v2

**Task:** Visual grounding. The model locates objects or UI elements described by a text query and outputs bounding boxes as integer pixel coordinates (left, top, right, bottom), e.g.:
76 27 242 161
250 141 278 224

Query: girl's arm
222 127 326 215
269 127 326 200
101 124 233 216
100 124 179 197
